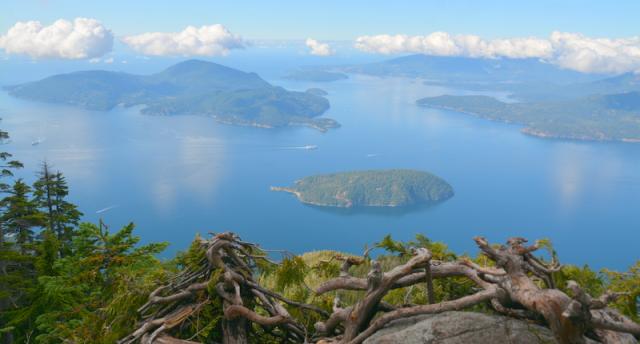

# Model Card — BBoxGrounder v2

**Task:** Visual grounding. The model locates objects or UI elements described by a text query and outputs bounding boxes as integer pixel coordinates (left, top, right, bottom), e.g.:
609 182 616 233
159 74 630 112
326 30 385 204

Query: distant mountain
5 60 338 132
341 54 597 84
149 60 270 91
417 92 640 142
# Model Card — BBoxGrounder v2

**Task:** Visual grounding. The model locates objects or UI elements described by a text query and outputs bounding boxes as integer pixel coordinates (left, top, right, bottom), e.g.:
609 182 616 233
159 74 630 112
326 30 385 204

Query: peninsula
417 93 640 142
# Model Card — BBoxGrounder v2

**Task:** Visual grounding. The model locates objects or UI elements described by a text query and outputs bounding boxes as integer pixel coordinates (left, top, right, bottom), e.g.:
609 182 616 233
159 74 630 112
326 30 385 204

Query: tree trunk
222 317 249 344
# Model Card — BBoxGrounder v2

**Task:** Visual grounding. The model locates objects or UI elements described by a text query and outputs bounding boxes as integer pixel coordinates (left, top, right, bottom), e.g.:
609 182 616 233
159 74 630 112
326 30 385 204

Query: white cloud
355 31 640 74
305 38 334 56
549 31 640 74
122 24 244 56
0 18 113 59
354 32 552 59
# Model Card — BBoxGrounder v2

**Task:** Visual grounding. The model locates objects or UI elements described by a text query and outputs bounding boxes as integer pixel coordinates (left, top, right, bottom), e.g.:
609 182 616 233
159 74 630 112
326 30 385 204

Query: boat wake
32 137 46 146
280 145 318 150
96 205 119 214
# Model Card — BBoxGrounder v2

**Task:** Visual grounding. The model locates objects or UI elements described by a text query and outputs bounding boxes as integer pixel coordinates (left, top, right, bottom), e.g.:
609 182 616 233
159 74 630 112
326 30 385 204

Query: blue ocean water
1 54 639 269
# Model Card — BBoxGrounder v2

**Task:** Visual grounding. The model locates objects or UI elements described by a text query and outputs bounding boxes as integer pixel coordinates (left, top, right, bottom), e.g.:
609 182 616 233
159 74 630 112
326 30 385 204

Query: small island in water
271 169 454 208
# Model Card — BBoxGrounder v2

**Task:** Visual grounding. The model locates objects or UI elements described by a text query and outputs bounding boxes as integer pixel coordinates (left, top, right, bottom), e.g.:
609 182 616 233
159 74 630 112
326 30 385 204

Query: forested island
418 93 640 142
4 60 340 132
271 169 454 208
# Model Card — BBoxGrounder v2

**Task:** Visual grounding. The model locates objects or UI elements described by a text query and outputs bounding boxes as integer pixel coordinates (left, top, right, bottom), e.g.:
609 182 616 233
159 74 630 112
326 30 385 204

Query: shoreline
419 102 640 144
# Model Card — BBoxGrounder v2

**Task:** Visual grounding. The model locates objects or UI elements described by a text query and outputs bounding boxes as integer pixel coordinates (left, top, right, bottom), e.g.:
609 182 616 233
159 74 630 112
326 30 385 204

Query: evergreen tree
1 180 44 253
32 163 82 255
0 180 43 342
0 125 23 254
0 126 24 344
25 222 168 343
0 128 23 193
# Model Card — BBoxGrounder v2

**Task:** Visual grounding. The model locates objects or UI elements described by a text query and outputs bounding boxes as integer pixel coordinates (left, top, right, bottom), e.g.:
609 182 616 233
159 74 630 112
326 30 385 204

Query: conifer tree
1 180 43 253
0 126 24 344
32 162 82 255
0 128 23 193
0 126 23 249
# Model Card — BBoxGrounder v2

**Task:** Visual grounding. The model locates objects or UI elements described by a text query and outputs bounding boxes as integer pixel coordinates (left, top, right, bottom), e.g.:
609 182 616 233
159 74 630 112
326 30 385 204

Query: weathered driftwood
121 234 640 344
314 236 640 344
120 232 323 344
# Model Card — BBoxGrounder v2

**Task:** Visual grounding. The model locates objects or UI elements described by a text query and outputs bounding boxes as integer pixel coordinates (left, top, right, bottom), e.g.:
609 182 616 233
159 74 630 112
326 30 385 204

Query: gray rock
363 311 560 344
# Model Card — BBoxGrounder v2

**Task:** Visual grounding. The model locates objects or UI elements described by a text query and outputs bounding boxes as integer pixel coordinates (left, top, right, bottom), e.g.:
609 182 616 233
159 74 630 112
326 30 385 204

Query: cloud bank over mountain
355 31 640 74
0 18 113 59
121 24 244 57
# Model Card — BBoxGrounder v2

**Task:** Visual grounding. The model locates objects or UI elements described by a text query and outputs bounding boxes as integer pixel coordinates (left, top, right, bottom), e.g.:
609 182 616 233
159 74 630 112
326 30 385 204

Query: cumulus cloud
122 24 244 56
0 18 113 59
549 32 640 74
355 31 640 74
305 38 334 56
355 32 552 59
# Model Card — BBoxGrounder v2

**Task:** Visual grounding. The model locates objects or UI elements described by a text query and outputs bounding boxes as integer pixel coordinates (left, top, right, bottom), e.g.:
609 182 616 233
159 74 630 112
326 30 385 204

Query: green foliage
555 265 605 297
24 222 169 344
33 163 83 255
604 261 640 322
0 127 23 191
174 233 207 270
1 179 44 250
274 256 308 292
376 234 409 256
287 169 454 208
376 233 457 261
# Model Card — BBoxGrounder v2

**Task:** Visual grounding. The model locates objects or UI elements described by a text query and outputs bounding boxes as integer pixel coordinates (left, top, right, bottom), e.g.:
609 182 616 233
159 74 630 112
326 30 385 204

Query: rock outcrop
364 311 597 344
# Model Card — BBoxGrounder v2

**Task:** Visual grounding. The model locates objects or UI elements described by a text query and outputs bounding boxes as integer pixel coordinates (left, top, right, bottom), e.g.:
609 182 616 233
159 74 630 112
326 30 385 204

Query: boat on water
31 137 45 146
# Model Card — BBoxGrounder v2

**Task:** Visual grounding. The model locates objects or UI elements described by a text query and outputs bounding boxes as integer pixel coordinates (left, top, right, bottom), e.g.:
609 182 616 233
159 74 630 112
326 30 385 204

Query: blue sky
2 1 640 76
3 0 640 40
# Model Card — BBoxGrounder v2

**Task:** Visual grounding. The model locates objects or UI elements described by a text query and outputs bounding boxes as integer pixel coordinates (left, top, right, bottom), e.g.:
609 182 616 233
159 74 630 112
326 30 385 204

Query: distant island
340 54 595 85
5 60 339 132
284 69 348 82
417 93 640 142
271 169 454 208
